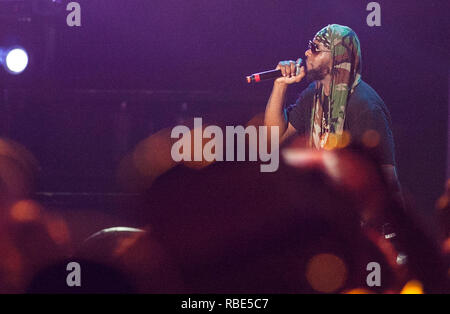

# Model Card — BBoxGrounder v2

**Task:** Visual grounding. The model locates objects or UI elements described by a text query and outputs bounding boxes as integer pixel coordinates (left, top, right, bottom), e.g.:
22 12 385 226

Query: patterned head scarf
309 24 362 149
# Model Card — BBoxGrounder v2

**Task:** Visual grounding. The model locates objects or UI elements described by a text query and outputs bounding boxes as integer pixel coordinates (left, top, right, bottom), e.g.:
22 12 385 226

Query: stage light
4 48 29 74
400 280 424 294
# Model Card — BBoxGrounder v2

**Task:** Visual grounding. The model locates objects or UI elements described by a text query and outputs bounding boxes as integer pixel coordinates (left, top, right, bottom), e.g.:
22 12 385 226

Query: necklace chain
320 96 330 148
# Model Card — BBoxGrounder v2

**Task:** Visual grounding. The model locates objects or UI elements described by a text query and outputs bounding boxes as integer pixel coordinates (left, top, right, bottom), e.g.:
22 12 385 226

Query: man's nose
305 49 312 58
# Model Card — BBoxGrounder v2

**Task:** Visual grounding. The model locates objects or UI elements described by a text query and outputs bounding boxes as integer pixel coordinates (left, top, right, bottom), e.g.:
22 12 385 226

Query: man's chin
306 70 325 82
306 72 319 82
306 73 314 82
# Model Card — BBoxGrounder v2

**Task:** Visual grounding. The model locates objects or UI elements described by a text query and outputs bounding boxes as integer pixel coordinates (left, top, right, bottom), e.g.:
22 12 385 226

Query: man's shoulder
347 80 388 114
294 80 389 115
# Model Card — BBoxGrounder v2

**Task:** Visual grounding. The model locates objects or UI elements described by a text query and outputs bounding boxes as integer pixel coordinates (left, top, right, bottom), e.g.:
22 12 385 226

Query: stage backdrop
0 0 448 214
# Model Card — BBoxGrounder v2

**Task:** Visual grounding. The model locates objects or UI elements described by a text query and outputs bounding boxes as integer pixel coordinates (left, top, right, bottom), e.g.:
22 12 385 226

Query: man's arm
348 104 402 202
381 164 404 206
381 165 399 190
264 61 305 144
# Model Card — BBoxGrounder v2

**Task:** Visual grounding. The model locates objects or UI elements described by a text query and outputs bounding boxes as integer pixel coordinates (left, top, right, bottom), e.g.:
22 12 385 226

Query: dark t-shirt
286 80 396 165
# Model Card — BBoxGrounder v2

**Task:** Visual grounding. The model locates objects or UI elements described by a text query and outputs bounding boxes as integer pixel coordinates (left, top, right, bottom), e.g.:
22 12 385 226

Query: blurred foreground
0 123 449 293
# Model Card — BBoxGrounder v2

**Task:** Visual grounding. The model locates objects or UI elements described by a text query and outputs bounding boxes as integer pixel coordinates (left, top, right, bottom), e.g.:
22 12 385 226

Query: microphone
246 58 303 83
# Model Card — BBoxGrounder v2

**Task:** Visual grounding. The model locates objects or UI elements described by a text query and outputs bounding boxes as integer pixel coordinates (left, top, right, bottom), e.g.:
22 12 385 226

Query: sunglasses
308 40 331 54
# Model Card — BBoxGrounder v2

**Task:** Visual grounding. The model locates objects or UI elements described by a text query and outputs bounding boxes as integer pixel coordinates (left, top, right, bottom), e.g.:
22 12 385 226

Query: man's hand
274 60 306 85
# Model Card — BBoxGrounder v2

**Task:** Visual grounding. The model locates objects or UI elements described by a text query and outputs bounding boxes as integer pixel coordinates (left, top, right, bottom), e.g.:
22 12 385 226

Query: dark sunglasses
308 40 331 54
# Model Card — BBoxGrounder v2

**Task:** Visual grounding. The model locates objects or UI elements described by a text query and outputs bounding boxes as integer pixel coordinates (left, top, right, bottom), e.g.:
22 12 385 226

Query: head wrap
309 24 362 149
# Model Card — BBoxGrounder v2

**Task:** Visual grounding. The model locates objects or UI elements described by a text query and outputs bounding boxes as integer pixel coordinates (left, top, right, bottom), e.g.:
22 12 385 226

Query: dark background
0 0 449 214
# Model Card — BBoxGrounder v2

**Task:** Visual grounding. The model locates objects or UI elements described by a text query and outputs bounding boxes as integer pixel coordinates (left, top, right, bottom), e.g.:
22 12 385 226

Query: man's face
304 39 332 82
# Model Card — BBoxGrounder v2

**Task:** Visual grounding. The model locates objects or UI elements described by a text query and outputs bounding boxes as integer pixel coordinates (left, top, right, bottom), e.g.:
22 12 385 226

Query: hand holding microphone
275 59 306 85
246 58 306 85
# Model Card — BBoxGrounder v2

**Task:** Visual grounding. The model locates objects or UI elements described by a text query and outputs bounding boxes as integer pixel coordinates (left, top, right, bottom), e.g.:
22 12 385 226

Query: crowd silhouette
0 125 449 293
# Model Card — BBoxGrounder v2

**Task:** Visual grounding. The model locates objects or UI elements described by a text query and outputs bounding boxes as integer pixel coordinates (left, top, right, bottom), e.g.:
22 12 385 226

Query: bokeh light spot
436 195 449 210
400 280 424 294
5 48 29 74
10 200 41 222
324 133 338 151
442 237 450 254
45 217 71 245
344 288 373 294
337 131 352 148
305 253 348 293
362 130 380 148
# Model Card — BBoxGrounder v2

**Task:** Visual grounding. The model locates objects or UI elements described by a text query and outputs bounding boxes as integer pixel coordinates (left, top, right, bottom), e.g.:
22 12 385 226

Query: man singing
264 24 399 190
